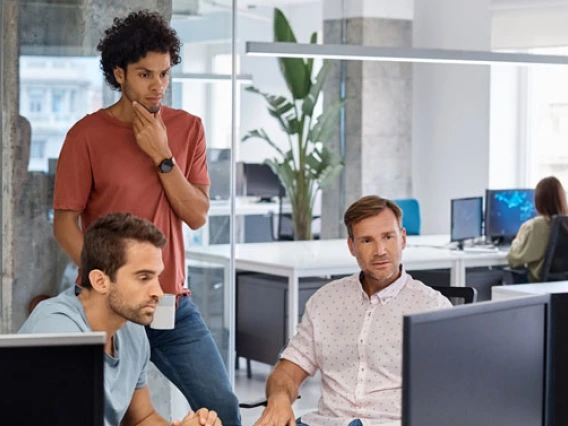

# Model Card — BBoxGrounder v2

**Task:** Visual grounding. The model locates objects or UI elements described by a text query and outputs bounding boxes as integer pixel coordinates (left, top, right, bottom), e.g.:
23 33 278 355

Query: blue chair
393 198 421 235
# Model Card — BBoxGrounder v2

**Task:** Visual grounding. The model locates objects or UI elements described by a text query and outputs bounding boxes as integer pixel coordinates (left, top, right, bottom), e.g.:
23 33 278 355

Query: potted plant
242 8 344 240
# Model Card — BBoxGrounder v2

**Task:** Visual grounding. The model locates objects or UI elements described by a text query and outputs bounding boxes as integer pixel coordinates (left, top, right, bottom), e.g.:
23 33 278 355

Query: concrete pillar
321 0 413 238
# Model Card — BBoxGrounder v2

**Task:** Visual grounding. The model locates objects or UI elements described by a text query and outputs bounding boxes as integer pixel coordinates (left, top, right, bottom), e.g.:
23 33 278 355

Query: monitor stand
256 197 274 203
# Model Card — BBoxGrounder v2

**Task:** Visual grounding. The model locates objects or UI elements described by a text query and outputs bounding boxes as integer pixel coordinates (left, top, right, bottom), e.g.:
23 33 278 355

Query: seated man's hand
172 408 222 426
253 395 296 426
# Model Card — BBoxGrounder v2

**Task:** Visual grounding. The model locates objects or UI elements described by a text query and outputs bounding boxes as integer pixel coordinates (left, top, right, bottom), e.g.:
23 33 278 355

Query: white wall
238 2 322 163
492 5 568 49
413 0 492 234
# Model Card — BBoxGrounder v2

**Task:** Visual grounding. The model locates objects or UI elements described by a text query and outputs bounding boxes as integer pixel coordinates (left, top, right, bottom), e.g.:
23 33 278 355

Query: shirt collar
359 267 408 305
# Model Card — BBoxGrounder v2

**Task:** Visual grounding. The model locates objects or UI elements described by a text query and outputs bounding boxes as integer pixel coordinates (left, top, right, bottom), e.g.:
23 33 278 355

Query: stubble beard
109 287 154 326
122 82 160 114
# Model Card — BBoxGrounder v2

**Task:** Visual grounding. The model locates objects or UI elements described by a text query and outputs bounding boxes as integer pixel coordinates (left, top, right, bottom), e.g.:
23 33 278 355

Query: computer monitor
450 197 483 247
207 148 231 200
485 188 537 243
237 162 285 201
1 332 105 425
402 296 549 426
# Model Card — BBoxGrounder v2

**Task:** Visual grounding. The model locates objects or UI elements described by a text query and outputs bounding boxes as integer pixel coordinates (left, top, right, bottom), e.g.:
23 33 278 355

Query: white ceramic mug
150 294 176 329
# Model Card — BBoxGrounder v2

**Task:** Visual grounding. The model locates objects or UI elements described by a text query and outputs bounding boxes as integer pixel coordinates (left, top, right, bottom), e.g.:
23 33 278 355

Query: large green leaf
241 129 286 158
246 86 299 135
274 8 311 99
306 32 318 78
302 61 331 117
308 99 344 143
266 157 296 193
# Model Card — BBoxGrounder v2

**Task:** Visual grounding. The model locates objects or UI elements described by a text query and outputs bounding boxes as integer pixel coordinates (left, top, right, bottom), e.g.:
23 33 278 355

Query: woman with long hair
508 176 568 282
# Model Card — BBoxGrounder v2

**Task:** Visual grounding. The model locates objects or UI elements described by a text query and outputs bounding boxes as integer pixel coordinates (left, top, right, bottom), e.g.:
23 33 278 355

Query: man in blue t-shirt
20 213 222 426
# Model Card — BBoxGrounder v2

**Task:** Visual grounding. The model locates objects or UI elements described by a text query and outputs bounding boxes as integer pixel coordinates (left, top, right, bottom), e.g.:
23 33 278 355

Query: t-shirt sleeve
136 332 150 389
52 126 93 211
280 299 319 376
187 117 210 185
18 312 83 334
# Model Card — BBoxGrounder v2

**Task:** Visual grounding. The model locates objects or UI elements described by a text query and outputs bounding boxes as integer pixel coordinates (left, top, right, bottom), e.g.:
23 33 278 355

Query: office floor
235 359 321 426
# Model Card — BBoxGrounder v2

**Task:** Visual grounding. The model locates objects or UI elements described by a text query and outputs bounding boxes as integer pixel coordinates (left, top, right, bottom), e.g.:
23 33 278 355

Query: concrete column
321 0 413 238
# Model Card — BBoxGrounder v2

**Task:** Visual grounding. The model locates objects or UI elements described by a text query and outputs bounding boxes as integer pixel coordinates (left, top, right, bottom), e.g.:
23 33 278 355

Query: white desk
187 235 508 339
185 198 293 245
491 281 568 301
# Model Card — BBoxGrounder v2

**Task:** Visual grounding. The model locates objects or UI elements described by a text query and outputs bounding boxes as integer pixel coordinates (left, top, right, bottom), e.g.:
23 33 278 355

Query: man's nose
374 240 387 255
151 278 164 299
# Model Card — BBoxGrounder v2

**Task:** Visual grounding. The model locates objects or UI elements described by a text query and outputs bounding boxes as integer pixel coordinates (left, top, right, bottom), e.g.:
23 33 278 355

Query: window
527 46 568 186
51 89 65 113
30 139 46 159
28 89 44 113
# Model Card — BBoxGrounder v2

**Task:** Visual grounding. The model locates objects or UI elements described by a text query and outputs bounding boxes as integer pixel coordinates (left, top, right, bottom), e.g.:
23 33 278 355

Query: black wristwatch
158 157 175 173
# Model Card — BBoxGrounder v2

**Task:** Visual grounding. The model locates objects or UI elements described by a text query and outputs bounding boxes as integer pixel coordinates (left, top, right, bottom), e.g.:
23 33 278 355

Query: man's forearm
122 411 170 426
157 165 209 229
266 368 301 405
53 213 84 266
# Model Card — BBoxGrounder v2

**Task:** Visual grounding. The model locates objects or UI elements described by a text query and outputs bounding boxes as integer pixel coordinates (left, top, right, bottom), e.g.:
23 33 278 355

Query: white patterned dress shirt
281 269 452 426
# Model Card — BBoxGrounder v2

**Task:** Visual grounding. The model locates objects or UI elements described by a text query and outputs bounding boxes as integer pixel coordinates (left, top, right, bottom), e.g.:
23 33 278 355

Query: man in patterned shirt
254 195 451 426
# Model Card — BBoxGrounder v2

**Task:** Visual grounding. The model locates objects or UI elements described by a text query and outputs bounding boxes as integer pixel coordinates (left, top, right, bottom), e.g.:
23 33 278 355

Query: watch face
159 158 174 173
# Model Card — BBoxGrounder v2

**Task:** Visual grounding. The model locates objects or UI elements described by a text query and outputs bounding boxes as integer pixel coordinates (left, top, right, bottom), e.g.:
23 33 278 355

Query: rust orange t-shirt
53 106 210 296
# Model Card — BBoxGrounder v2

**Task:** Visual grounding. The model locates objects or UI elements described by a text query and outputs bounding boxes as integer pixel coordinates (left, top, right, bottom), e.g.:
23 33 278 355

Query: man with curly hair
52 10 241 425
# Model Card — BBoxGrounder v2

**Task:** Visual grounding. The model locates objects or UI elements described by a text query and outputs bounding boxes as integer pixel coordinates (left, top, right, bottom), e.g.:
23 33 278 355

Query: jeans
297 419 363 426
146 296 241 426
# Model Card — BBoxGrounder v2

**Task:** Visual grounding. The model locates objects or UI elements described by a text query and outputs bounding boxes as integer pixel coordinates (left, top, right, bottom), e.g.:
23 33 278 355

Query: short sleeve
53 127 93 211
19 312 83 334
187 118 210 185
136 333 150 389
280 300 319 376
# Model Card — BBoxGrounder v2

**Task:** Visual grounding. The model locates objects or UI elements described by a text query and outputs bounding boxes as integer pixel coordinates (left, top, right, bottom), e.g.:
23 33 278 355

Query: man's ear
113 66 125 86
347 236 356 256
88 269 111 295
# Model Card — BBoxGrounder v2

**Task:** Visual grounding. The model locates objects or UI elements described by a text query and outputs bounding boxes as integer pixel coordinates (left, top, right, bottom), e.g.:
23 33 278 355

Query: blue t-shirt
19 287 150 426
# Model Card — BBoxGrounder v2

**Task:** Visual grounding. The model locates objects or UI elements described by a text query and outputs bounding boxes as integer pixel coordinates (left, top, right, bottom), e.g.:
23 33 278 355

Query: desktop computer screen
450 197 483 243
1 332 105 425
402 296 549 426
485 188 537 241
207 148 231 200
237 163 285 201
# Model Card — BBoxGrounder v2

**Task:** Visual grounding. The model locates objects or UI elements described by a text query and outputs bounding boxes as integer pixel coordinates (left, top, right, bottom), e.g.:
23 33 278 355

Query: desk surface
492 281 568 300
208 197 292 217
186 235 507 277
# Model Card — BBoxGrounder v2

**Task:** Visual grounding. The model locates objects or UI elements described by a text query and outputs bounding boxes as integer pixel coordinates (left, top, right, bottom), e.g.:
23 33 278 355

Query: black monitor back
207 148 231 200
0 333 105 425
548 293 568 426
238 163 284 200
402 296 549 426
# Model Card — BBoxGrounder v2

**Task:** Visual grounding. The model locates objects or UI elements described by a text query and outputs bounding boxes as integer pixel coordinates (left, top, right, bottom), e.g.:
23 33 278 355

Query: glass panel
2 0 237 418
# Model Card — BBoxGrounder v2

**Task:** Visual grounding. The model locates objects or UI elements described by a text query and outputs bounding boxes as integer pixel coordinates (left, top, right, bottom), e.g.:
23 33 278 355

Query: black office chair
541 215 568 281
506 215 568 283
430 285 477 305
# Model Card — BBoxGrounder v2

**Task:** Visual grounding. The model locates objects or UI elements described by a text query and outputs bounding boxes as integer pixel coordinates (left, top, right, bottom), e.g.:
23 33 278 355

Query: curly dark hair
97 10 182 91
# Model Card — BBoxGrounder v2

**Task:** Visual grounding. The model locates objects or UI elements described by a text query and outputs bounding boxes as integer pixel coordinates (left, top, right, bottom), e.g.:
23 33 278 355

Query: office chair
505 215 568 284
541 215 568 281
393 198 421 235
430 285 477 305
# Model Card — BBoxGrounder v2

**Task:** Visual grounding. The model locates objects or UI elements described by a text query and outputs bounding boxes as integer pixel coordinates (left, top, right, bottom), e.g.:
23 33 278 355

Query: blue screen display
485 189 537 238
